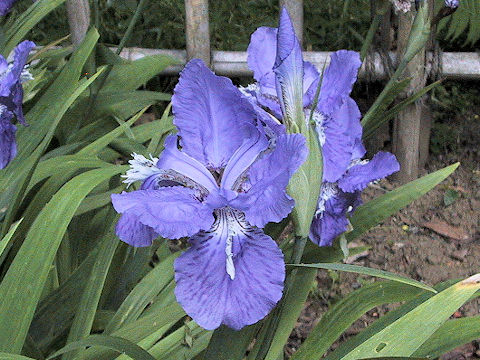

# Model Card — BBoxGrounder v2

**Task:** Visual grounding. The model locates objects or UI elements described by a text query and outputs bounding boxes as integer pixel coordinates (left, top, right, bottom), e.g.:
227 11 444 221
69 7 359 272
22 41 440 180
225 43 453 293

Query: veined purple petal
156 135 218 193
338 152 400 193
172 59 257 170
231 133 307 227
220 123 269 191
174 208 284 330
303 61 320 107
274 8 304 122
247 26 278 95
111 187 214 240
322 97 362 182
0 112 16 169
115 212 158 247
0 41 35 98
318 50 361 117
310 191 361 246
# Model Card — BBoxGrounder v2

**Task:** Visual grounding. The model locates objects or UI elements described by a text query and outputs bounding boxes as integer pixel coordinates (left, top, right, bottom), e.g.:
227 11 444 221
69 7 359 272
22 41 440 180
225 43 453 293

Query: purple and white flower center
315 182 338 217
122 153 161 187
304 109 326 146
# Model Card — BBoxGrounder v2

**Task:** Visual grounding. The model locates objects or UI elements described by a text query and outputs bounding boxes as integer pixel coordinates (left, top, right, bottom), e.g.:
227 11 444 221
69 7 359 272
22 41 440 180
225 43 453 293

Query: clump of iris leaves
0 1 478 360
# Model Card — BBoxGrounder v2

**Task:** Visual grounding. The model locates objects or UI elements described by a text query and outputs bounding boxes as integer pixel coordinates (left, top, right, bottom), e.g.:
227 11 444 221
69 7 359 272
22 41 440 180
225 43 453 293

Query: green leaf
347 163 459 241
63 231 119 360
290 281 425 360
361 78 411 139
261 268 317 360
0 353 36 360
202 324 259 360
0 220 22 264
0 166 125 353
291 263 436 293
46 335 155 360
101 55 178 93
413 316 480 358
337 274 480 360
2 0 66 55
443 188 459 206
105 252 178 333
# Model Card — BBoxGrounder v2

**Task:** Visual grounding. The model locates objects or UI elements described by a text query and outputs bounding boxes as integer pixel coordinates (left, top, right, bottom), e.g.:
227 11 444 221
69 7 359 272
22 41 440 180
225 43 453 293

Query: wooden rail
116 47 480 80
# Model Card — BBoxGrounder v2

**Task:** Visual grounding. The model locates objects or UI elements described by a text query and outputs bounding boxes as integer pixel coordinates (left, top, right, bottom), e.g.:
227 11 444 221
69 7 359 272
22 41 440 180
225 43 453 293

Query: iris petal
317 50 361 117
231 133 307 227
174 208 285 330
338 152 400 193
157 135 219 193
115 212 158 247
172 59 257 170
0 113 16 169
111 187 214 240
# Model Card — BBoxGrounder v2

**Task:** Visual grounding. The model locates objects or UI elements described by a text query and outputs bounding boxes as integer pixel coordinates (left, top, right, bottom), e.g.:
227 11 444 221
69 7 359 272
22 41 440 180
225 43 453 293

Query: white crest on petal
305 109 326 146
238 83 259 101
315 182 338 218
20 65 34 83
122 153 161 187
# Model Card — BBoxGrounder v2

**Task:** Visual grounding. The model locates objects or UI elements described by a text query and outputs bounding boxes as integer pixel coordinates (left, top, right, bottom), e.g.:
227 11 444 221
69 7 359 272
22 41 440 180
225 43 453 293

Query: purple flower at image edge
0 0 18 16
244 8 400 247
0 40 35 169
111 59 308 330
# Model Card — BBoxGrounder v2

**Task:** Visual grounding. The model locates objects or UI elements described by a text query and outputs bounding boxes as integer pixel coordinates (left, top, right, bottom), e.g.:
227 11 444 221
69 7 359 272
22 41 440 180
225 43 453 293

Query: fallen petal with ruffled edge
174 208 285 330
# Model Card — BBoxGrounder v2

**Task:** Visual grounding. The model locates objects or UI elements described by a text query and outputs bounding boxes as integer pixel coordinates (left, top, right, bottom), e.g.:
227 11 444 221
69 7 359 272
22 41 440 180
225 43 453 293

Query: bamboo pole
393 8 426 183
66 0 90 46
280 0 303 45
184 0 210 66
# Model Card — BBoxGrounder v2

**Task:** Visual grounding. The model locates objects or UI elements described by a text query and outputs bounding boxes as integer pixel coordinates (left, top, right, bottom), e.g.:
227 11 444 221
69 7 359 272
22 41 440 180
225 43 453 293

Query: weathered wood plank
184 0 210 66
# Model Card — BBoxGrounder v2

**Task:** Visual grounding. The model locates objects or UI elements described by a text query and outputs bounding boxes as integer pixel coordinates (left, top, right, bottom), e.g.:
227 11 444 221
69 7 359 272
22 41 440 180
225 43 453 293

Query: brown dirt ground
286 120 480 359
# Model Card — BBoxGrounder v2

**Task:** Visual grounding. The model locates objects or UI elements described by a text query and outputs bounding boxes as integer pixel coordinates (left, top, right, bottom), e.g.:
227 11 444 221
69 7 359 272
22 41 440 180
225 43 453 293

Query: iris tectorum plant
111 59 308 330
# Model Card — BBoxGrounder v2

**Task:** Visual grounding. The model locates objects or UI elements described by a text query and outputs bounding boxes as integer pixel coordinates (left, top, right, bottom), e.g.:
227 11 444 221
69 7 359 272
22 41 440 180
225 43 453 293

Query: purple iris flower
0 0 18 16
244 8 400 247
111 59 307 330
0 40 35 169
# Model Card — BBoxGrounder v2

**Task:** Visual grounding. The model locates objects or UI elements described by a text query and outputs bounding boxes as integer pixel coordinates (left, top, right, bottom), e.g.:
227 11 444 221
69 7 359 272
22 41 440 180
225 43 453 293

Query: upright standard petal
0 112 16 169
156 135 219 193
274 8 304 125
317 50 361 117
111 187 214 240
172 59 257 170
220 123 268 191
322 97 362 182
247 26 278 95
231 134 307 227
338 152 400 193
174 208 285 330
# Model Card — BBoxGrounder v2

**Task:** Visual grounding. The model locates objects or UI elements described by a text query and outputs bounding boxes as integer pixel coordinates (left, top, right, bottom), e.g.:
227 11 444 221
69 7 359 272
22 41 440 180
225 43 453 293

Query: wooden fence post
280 0 303 45
393 7 427 183
185 0 211 66
66 0 90 46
